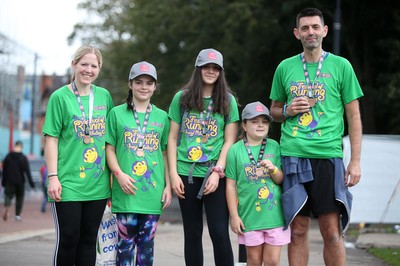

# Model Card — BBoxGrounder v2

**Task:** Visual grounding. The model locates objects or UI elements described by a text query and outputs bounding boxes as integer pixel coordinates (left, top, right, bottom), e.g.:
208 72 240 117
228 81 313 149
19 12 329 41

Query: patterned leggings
116 213 160 266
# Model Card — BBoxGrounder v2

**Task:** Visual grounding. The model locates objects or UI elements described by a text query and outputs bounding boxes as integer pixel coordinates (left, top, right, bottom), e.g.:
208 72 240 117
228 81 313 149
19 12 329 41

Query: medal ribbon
243 137 267 168
132 103 151 149
71 82 94 136
199 98 213 136
300 51 326 99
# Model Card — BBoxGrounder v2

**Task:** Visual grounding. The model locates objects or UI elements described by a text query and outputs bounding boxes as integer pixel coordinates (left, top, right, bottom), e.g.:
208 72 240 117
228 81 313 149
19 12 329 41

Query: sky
0 0 84 75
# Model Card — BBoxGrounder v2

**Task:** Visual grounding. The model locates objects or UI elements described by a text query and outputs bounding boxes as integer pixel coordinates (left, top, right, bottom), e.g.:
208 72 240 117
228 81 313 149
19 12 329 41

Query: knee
290 223 308 240
264 256 280 266
322 229 343 246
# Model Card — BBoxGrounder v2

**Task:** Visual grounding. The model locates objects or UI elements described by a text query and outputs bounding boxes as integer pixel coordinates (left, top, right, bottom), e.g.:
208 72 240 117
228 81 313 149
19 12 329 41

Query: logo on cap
255 105 265 112
208 52 217 60
140 64 150 72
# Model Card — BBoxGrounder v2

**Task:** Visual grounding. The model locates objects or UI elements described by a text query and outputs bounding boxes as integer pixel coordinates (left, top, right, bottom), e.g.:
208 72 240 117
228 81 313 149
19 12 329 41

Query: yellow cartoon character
187 145 208 162
256 183 276 210
297 110 324 138
79 144 105 178
131 159 158 191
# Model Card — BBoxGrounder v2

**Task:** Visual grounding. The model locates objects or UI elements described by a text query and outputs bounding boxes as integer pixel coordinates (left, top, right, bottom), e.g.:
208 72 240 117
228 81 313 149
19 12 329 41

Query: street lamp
333 0 342 55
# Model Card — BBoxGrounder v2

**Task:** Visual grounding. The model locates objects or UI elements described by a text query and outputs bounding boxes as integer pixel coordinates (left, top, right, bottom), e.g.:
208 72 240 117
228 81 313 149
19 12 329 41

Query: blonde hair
71 45 103 81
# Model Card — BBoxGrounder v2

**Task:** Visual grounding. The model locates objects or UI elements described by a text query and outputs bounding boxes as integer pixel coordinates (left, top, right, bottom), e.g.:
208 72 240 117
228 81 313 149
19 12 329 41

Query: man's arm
344 99 362 187
270 97 311 122
270 101 285 122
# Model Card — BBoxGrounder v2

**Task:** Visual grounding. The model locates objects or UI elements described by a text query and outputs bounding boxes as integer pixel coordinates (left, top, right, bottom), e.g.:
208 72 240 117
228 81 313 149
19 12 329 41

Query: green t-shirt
270 53 364 158
42 85 114 201
168 91 239 177
225 139 285 232
106 104 170 214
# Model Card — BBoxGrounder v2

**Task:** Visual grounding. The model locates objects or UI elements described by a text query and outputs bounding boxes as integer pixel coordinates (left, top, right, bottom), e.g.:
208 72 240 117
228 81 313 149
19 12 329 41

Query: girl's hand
116 172 137 195
230 215 245 235
171 173 185 199
47 176 62 202
203 172 219 195
259 159 276 173
162 186 172 209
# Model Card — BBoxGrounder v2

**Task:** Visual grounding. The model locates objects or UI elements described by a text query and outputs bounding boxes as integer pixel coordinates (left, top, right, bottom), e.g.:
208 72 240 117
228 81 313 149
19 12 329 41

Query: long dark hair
179 67 232 116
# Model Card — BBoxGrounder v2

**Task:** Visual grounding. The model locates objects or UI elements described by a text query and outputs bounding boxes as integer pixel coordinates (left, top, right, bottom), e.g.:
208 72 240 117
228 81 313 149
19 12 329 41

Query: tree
69 0 400 134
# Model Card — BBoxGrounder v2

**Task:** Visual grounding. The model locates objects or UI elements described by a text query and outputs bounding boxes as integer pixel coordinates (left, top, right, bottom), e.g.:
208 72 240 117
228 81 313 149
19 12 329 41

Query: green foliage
69 0 400 134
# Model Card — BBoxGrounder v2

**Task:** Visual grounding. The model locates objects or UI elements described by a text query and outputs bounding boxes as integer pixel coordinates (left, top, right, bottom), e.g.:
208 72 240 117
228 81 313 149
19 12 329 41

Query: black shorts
298 159 342 217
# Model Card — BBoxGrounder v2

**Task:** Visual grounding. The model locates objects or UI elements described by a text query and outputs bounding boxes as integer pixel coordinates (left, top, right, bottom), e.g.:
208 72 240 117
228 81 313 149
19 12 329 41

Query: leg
52 201 82 266
288 215 310 266
318 212 345 266
179 176 204 266
135 214 160 266
246 245 263 266
41 187 48 212
308 159 345 265
14 184 25 217
2 184 14 221
204 178 234 266
116 213 139 266
262 244 282 266
76 199 107 266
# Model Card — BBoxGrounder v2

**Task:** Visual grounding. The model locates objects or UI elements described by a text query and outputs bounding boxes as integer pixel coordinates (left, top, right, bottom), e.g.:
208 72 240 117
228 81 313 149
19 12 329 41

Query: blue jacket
281 157 352 231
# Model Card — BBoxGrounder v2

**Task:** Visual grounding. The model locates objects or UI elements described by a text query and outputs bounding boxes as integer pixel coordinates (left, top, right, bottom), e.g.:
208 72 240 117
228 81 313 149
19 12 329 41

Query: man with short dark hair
2 140 35 221
269 7 363 266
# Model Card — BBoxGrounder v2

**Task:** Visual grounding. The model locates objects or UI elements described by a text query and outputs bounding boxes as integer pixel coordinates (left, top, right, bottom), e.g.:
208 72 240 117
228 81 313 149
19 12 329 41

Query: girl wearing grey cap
168 48 239 265
225 101 290 266
105 61 171 265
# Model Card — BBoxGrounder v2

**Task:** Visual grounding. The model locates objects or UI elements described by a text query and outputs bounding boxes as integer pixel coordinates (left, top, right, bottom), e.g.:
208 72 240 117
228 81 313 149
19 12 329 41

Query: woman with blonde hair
43 45 113 266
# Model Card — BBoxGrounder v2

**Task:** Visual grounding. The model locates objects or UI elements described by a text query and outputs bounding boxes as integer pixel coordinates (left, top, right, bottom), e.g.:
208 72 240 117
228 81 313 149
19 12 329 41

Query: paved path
0 192 397 265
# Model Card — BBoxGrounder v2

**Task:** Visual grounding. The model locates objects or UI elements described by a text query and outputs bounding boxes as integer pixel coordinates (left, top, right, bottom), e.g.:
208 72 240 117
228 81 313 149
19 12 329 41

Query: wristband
270 167 278 175
213 165 225 178
47 173 58 178
283 104 290 119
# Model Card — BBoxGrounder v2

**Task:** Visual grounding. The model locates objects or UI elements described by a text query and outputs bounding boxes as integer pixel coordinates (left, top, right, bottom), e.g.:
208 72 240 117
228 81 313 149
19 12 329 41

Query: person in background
226 102 290 266
40 164 48 212
168 48 239 266
269 7 363 266
106 61 171 265
43 45 114 266
2 140 35 222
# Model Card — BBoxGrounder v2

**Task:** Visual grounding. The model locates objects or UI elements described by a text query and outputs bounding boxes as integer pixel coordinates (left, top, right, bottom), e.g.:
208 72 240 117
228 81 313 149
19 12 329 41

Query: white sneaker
15 216 22 222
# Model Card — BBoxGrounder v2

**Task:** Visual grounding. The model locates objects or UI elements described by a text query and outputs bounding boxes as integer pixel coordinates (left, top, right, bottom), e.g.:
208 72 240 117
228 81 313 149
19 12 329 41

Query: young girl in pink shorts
225 101 290 266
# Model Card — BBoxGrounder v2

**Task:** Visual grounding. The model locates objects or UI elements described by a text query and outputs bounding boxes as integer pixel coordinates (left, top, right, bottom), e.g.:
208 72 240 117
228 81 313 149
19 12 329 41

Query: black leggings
179 175 234 266
51 199 107 266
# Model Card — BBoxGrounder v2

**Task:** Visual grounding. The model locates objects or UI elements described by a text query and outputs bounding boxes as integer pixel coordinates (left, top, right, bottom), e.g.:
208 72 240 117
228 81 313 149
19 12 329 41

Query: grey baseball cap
129 61 157 81
195 48 224 69
242 101 273 122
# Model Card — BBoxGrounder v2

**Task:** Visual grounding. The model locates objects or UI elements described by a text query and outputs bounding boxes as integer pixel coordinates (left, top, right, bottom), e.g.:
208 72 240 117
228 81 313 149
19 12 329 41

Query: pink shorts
238 226 291 247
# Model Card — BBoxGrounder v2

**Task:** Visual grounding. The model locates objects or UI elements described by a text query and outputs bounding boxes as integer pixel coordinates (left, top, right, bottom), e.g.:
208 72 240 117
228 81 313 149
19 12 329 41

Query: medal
83 135 91 144
243 137 267 178
132 103 151 157
256 167 263 177
136 148 144 157
71 82 94 144
200 98 213 143
301 51 326 108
